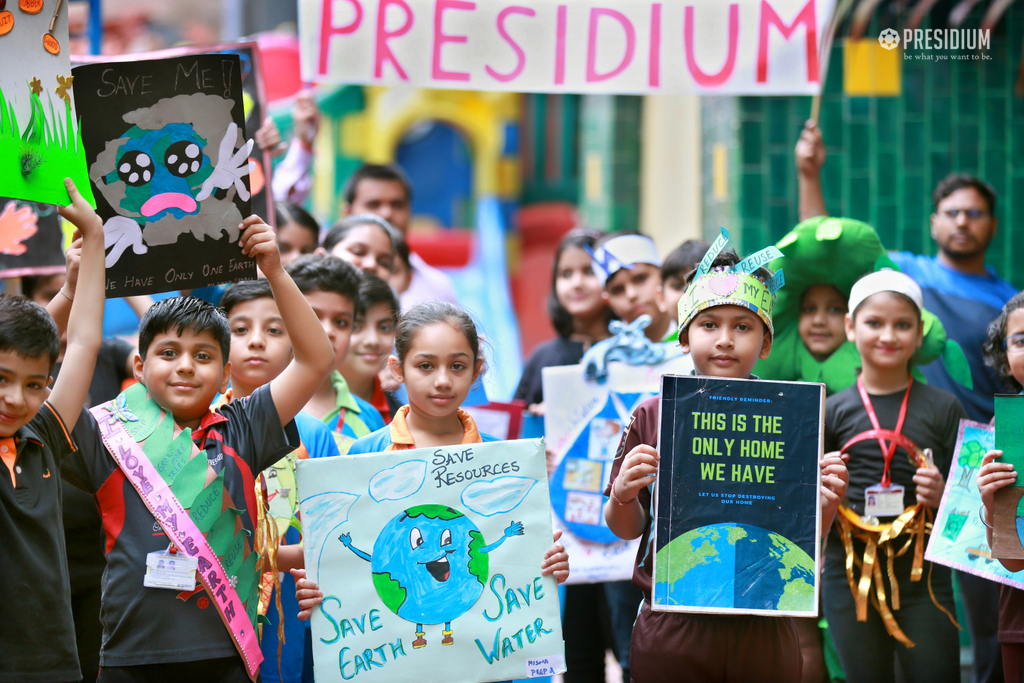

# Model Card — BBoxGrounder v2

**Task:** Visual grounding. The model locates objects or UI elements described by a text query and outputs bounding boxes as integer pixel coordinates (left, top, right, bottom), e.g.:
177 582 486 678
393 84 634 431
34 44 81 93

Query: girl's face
845 292 923 373
330 225 394 281
277 221 318 267
393 322 480 420
554 246 605 321
798 284 848 361
342 302 397 383
1003 308 1024 386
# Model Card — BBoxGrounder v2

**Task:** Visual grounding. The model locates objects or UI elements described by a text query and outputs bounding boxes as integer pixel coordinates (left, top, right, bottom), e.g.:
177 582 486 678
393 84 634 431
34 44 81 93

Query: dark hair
219 279 274 316
983 290 1024 392
662 239 712 282
323 214 399 255
285 254 363 314
138 296 230 363
0 294 60 371
682 252 773 335
20 273 63 302
549 230 612 338
394 302 479 365
932 173 997 215
275 202 320 242
343 164 413 206
393 231 411 269
358 273 400 323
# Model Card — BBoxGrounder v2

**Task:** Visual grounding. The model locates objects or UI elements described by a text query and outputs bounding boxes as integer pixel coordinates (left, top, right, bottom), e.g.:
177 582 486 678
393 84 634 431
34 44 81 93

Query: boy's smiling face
0 350 51 437
228 297 293 396
135 329 231 431
679 304 772 378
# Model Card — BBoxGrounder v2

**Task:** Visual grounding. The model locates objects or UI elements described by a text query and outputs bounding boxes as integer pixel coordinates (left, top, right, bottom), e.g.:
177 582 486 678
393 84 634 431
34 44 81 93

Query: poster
994 395 1024 559
0 197 65 277
653 375 822 616
0 0 91 206
543 356 693 583
296 439 565 683
925 420 1024 590
301 0 835 95
72 54 258 297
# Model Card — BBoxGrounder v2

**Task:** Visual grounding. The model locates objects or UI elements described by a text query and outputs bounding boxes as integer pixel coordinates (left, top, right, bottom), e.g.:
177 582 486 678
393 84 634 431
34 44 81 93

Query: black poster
0 198 65 277
72 54 257 297
653 375 823 616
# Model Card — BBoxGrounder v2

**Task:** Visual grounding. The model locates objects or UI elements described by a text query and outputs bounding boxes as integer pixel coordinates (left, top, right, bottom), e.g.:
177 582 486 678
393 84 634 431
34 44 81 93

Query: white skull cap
848 269 923 316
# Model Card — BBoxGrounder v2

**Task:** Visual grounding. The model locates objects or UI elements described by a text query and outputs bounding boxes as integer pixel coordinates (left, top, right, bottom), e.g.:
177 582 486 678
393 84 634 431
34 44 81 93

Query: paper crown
588 234 662 283
677 228 784 339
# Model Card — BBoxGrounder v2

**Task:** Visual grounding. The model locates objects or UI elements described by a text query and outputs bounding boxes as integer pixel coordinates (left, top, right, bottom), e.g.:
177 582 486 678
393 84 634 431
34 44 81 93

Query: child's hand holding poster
653 375 823 616
71 53 257 297
993 395 1024 559
296 439 565 683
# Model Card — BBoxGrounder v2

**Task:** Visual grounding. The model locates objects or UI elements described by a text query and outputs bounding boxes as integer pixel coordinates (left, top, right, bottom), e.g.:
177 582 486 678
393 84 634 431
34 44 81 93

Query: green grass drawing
0 81 95 206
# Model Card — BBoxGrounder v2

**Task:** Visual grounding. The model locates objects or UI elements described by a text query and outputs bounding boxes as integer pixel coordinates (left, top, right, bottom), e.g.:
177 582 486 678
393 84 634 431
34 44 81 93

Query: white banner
301 0 835 94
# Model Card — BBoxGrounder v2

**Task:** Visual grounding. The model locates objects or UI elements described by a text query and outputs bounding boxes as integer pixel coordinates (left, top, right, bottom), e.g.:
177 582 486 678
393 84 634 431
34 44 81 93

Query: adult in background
798 124 1012 683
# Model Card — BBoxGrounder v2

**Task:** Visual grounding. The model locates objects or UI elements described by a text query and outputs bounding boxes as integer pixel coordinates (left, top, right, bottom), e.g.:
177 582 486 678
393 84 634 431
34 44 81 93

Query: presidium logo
879 28 900 50
878 27 992 57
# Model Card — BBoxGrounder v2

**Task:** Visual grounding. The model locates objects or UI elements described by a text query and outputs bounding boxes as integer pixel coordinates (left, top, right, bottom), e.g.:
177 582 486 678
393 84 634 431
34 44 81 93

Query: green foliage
372 571 408 614
466 529 489 587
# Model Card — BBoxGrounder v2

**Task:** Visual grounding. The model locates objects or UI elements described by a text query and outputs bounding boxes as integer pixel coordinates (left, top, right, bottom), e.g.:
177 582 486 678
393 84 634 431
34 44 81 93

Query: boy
660 239 712 320
604 244 849 683
591 232 674 343
1 179 105 683
339 273 401 423
220 279 340 683
61 216 335 681
285 254 385 451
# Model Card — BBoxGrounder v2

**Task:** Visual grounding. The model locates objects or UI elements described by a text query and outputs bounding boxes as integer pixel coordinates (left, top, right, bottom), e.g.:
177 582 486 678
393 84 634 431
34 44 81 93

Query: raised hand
102 215 147 267
504 521 525 537
238 215 282 277
196 122 255 202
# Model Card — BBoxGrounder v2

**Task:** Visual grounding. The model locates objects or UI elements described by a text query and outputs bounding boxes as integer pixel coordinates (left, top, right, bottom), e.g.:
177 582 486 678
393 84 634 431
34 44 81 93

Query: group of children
2 168 1022 683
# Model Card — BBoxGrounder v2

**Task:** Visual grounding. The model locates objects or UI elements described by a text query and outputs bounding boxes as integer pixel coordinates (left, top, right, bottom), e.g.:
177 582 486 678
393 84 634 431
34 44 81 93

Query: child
978 290 1024 683
219 278 341 683
388 231 413 307
275 202 320 267
822 270 964 683
339 273 402 423
660 238 711 320
0 179 105 683
321 214 398 282
60 216 336 681
604 245 849 683
285 254 385 451
590 232 673 343
292 303 570 632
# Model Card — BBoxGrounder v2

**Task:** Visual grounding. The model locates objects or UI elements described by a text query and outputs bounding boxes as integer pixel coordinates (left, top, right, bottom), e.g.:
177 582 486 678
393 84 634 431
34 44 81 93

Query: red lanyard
856 375 913 488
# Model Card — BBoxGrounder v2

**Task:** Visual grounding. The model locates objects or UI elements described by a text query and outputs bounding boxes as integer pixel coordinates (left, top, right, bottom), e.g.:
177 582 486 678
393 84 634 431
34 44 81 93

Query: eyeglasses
1004 334 1024 354
941 208 988 220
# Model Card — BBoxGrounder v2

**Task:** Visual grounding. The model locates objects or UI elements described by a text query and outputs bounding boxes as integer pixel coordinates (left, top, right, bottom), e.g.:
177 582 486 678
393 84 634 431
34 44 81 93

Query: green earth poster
296 439 565 683
653 375 823 617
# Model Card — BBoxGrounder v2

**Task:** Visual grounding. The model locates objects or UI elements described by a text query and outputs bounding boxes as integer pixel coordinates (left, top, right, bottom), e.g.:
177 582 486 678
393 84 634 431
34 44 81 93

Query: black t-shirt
513 337 585 406
824 380 965 515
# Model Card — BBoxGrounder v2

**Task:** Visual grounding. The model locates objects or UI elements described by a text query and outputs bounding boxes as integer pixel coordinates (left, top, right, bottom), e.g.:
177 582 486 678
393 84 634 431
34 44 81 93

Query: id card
144 551 198 591
864 484 906 518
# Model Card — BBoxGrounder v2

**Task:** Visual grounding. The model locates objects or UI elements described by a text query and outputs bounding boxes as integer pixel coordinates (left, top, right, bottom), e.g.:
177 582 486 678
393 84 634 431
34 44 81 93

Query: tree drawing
956 440 986 489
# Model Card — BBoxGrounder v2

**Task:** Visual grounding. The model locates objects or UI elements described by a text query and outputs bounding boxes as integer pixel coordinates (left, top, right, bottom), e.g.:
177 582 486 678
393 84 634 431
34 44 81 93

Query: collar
370 377 391 419
324 372 361 424
192 407 229 441
388 405 482 449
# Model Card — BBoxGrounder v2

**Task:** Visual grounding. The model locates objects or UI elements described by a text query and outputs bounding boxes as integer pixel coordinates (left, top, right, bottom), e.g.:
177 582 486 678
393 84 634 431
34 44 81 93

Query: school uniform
321 371 385 453
349 406 500 454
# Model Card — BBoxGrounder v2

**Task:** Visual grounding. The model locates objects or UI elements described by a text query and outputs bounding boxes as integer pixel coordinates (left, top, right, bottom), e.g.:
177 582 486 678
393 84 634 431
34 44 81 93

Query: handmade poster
653 375 823 616
463 401 525 441
543 355 693 583
994 395 1024 559
302 0 835 95
296 439 565 683
0 197 65 276
0 0 92 206
72 54 258 297
925 420 1024 589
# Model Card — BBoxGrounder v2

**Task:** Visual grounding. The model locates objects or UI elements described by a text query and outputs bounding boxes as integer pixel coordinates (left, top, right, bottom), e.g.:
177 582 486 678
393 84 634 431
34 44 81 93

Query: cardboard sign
653 375 823 616
0 197 65 277
994 395 1024 559
925 420 1024 589
543 356 693 583
301 0 835 94
296 439 565 683
72 54 258 297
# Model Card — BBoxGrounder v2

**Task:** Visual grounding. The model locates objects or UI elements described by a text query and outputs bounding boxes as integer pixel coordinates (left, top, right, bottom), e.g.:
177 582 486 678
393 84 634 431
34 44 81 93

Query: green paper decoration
121 382 162 442
222 529 246 578
942 340 974 390
189 473 225 533
171 451 209 510
207 508 240 556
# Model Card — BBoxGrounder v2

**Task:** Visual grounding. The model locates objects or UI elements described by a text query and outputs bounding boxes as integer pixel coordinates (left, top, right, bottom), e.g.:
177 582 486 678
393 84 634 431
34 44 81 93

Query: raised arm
48 179 105 430
237 215 334 426
795 120 829 221
44 234 80 336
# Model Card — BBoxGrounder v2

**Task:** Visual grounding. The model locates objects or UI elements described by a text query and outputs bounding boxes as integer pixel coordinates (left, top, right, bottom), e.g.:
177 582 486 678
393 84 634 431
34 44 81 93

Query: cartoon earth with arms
340 504 524 648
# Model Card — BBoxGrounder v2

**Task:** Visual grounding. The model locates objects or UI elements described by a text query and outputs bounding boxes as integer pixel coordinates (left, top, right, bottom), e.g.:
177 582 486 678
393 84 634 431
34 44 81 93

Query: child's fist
913 465 945 509
57 178 102 239
238 215 282 276
613 444 659 505
978 449 1016 515
291 568 323 621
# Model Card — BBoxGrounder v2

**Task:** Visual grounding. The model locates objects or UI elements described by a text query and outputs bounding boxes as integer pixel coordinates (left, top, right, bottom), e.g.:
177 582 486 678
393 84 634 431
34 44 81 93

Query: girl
339 273 402 423
322 214 397 281
823 270 964 683
293 302 569 611
978 290 1024 683
275 202 320 267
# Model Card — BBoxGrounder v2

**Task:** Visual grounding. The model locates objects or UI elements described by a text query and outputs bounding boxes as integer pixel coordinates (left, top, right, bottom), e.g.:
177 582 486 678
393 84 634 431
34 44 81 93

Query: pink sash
90 403 263 679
